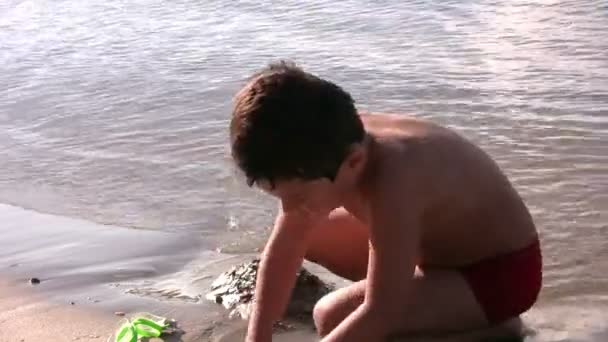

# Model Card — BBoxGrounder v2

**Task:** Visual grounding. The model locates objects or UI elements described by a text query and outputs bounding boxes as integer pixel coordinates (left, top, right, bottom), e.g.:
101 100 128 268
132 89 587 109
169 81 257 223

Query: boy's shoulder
360 112 457 139
360 113 486 210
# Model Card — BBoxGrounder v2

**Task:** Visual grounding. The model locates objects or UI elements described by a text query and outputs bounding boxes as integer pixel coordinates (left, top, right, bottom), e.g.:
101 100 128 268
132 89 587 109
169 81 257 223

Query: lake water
1 0 607 340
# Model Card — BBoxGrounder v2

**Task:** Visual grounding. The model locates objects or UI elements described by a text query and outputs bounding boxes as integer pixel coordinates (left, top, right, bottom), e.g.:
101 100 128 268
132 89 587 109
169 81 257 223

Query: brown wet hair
230 61 365 187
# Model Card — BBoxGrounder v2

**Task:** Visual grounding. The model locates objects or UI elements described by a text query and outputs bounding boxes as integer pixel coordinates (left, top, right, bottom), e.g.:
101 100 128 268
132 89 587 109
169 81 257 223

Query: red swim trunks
460 239 543 323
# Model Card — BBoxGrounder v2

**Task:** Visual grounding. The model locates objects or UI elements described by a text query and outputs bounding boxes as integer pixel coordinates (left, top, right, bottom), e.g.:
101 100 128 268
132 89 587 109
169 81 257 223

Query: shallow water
1 0 607 340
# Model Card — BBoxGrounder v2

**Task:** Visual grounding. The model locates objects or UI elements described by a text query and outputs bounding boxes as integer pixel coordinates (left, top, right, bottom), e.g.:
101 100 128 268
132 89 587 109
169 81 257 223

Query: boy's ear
345 143 366 170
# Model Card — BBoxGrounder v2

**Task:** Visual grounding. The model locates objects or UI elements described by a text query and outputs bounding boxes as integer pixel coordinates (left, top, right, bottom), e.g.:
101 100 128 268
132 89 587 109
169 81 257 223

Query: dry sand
0 277 319 342
0 275 528 342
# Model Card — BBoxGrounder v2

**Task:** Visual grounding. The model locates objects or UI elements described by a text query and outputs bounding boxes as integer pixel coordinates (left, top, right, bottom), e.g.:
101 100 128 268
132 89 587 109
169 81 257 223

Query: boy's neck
341 133 375 224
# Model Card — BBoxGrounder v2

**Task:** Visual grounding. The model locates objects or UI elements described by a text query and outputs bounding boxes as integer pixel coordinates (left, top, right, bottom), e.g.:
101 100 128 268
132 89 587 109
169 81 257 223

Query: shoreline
1 204 607 341
0 204 319 341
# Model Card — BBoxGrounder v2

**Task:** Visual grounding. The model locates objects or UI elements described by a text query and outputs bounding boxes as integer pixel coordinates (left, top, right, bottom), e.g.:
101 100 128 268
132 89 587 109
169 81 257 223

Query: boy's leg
312 269 491 337
304 208 517 339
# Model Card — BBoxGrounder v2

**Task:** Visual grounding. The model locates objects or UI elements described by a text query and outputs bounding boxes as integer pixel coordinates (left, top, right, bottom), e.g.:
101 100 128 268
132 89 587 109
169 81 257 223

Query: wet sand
0 276 526 342
0 204 320 342
0 274 520 342
0 204 519 342
1 204 607 342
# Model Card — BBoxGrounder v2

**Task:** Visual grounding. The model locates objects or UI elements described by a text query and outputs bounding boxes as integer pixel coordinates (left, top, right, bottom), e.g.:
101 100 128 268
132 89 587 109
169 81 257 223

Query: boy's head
230 61 367 211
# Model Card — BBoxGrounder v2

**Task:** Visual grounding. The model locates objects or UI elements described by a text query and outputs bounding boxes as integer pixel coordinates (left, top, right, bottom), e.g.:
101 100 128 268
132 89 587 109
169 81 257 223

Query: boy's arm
246 207 319 342
321 166 422 342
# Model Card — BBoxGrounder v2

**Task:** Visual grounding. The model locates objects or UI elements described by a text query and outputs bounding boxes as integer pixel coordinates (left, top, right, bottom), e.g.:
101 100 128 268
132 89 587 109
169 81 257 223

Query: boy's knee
313 281 367 336
313 296 339 337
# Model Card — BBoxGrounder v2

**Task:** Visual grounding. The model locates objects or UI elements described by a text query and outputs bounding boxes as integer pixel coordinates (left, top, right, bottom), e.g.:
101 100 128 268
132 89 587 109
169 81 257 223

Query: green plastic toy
114 314 172 342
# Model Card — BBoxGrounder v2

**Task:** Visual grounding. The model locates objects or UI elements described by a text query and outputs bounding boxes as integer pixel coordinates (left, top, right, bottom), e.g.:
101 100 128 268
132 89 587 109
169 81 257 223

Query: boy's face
255 143 367 217
257 177 343 217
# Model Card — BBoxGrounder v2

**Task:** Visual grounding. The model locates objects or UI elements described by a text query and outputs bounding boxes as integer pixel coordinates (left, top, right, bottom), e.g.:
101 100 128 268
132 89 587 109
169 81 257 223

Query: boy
229 61 542 342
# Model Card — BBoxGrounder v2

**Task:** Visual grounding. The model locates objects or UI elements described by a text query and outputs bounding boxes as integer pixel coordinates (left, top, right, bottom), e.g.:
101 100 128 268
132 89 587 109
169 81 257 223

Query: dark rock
206 258 333 320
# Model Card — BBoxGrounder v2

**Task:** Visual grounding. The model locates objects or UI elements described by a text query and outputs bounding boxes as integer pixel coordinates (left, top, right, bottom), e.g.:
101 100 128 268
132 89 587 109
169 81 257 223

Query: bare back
361 113 538 267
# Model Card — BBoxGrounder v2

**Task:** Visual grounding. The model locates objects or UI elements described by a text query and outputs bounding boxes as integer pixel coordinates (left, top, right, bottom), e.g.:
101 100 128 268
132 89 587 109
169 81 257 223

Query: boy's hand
245 207 323 342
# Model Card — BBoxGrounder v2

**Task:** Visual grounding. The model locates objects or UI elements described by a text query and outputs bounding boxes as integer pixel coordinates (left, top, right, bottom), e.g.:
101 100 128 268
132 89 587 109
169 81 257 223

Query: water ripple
0 0 606 308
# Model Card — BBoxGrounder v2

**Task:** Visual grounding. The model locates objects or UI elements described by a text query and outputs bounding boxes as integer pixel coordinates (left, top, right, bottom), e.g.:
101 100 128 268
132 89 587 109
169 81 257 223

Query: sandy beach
0 204 323 342
2 204 607 342
0 204 526 342
0 278 317 342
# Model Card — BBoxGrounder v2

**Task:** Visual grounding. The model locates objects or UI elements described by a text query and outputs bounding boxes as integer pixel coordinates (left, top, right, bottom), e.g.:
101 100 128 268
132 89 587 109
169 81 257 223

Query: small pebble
29 277 41 285
114 311 125 317
273 320 295 332
70 301 75 305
